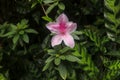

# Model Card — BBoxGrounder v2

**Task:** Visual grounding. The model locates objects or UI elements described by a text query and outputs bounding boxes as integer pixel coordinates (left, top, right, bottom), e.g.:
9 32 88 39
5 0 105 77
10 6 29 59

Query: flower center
59 22 66 34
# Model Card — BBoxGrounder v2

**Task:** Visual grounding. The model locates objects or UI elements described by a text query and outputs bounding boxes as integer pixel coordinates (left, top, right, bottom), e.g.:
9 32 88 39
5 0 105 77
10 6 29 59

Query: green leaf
31 2 37 8
17 19 28 29
65 55 80 62
42 16 53 22
45 56 54 63
73 31 83 35
3 31 15 37
59 55 65 60
58 2 65 10
58 64 67 80
54 58 61 65
25 29 38 34
22 34 29 43
59 47 71 54
43 0 55 4
12 34 19 44
72 34 80 40
10 24 17 30
105 50 120 58
42 35 50 49
42 62 51 71
46 2 58 15
105 0 120 44
107 32 115 41
19 30 25 35
0 73 6 80
47 49 56 55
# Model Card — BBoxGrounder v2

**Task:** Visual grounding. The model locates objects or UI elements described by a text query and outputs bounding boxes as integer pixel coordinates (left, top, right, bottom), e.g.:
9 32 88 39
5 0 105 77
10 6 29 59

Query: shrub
0 0 120 80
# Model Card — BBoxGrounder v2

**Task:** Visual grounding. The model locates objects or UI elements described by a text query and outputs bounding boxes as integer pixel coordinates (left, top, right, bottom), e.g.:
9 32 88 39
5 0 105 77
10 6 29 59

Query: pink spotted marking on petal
58 22 67 34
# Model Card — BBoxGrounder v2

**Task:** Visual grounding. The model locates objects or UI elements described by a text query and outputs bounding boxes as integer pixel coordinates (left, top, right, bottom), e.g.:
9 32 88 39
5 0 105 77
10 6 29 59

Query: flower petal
46 22 59 33
51 34 62 47
66 22 77 33
56 13 68 23
63 33 75 48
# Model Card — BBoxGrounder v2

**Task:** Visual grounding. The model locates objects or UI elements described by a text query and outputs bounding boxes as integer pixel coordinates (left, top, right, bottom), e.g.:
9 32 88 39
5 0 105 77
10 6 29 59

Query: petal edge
51 35 63 47
56 13 69 23
63 34 75 48
46 22 59 33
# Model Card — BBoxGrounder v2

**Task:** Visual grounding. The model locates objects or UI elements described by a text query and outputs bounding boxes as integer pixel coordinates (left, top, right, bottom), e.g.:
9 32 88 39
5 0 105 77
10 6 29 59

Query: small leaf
42 16 53 22
72 51 81 57
22 34 29 43
46 2 58 15
106 50 120 57
65 55 80 62
59 55 65 60
43 0 55 4
45 56 54 63
0 73 6 80
19 30 25 35
58 2 65 10
42 35 50 48
10 24 17 30
13 34 19 44
3 31 15 37
25 29 38 34
73 31 83 35
54 58 61 65
47 49 56 55
42 62 51 71
31 2 37 8
58 64 67 80
72 34 80 40
59 47 71 54
107 32 115 41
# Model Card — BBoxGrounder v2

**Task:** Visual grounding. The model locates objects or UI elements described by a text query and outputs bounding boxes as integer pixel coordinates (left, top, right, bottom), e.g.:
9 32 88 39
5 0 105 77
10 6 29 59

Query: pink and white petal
66 22 77 33
56 13 69 23
51 35 63 47
62 34 75 48
46 22 59 33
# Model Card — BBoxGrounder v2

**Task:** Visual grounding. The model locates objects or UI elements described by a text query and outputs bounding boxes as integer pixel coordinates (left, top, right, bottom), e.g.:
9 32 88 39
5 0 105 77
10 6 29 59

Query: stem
40 3 48 16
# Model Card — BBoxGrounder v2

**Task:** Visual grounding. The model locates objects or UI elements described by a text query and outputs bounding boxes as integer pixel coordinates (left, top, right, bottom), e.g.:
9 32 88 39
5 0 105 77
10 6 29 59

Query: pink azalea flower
46 13 77 48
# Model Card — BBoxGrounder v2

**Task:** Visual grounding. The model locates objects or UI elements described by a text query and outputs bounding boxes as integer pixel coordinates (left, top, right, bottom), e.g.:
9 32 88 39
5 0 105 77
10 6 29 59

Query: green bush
0 0 120 80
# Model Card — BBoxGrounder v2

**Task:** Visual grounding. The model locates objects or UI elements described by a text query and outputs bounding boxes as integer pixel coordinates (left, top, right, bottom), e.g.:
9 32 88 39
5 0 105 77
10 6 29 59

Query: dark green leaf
58 64 67 80
54 58 61 65
19 30 25 35
3 31 15 37
13 34 19 44
65 55 80 62
45 56 54 63
46 2 58 15
42 16 53 22
22 34 29 43
73 31 83 35
58 2 65 10
25 29 38 34
59 55 65 60
59 47 71 54
42 62 51 71
31 2 37 8
72 34 80 40
43 0 55 4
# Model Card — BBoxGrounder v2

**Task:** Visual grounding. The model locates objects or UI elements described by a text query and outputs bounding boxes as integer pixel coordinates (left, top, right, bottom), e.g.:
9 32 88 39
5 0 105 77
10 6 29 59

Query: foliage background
0 0 120 80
